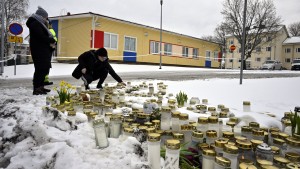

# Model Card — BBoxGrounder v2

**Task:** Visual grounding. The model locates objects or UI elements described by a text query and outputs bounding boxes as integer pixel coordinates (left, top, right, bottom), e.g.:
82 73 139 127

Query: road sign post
9 23 23 75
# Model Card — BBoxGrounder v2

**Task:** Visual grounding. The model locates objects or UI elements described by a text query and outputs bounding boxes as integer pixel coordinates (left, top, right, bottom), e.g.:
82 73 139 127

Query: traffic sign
9 23 23 35
230 45 236 51
8 36 23 43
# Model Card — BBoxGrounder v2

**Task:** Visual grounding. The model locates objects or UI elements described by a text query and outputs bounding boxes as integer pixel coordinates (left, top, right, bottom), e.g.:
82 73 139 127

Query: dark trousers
92 69 108 87
33 67 49 89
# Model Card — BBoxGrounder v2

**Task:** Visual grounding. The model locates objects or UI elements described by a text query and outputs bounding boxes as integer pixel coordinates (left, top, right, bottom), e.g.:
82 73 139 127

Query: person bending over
72 47 126 89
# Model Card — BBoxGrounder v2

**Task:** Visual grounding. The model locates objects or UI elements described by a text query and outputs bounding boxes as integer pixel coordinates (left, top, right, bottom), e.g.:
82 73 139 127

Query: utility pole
1 0 5 75
159 0 163 69
240 0 247 85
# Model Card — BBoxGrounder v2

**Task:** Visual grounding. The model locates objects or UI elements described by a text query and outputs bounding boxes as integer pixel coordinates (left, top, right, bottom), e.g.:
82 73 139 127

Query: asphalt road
1 69 300 89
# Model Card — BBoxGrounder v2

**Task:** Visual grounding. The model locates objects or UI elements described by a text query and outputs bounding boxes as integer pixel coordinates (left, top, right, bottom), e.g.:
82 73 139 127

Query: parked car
261 60 282 70
291 59 300 70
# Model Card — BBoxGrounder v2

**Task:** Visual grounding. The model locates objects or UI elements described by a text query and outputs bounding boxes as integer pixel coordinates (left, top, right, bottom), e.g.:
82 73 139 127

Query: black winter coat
26 17 55 69
72 50 123 83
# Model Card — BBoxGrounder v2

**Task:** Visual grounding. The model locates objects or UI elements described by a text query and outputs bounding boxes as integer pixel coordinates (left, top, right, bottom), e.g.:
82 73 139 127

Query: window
182 47 189 57
214 51 219 61
247 43 252 50
296 48 300 53
124 36 136 52
229 59 233 63
285 58 291 63
285 48 291 53
229 40 234 45
266 57 271 61
266 47 271 51
256 47 261 52
192 48 199 58
150 41 160 54
255 57 261 62
266 36 272 42
164 43 172 55
104 33 118 49
205 51 211 60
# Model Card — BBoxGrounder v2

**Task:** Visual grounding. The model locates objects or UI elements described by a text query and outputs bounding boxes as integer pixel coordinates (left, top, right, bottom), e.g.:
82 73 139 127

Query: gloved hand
81 68 87 74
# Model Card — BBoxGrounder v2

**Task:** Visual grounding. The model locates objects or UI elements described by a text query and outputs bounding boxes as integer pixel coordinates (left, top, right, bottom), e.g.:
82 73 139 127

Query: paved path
1 69 300 89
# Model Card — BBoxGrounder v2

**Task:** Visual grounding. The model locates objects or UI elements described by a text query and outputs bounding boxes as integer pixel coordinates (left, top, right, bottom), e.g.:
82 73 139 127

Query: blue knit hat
36 6 48 18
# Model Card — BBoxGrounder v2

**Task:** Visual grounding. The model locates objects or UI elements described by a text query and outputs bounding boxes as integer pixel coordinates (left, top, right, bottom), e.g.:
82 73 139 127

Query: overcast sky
25 0 299 38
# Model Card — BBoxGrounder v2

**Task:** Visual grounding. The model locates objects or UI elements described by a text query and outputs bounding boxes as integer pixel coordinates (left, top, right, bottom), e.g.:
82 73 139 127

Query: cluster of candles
46 81 300 169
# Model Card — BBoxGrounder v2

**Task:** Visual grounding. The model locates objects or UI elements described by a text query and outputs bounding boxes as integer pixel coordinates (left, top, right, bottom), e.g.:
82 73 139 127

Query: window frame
205 50 211 60
285 48 291 53
296 48 300 53
182 46 189 57
164 43 172 56
150 41 160 54
266 47 271 52
104 32 118 50
192 48 199 58
124 36 137 52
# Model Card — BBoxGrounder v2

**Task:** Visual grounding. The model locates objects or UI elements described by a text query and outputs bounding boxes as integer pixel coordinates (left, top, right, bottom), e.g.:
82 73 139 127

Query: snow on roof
283 36 300 44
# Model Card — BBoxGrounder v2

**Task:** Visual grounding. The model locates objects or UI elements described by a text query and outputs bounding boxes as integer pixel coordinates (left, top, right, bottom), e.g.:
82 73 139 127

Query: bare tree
288 22 300 36
221 0 282 69
0 0 29 56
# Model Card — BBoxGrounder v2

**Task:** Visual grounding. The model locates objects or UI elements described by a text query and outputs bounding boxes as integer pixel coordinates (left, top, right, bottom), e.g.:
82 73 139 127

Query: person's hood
26 17 37 28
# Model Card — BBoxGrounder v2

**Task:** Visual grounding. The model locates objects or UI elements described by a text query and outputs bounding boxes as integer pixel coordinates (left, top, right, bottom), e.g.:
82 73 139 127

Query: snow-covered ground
0 63 300 168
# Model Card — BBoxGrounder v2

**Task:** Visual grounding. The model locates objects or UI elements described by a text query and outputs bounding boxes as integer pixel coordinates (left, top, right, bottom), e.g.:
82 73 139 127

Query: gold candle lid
223 131 234 139
223 144 238 154
269 127 280 133
229 117 239 123
239 163 257 169
273 156 291 166
278 132 290 140
282 119 292 126
179 113 189 120
256 159 273 166
67 111 76 116
198 117 208 124
165 130 173 136
239 159 254 165
235 136 247 141
241 126 252 132
152 119 160 124
105 112 113 117
286 136 300 147
192 130 204 138
202 148 216 156
208 107 216 111
144 122 153 127
198 143 209 150
138 125 148 131
226 121 236 127
215 138 229 148
218 104 225 109
243 101 251 105
260 165 279 169
206 130 218 138
285 152 300 162
137 113 147 119
156 130 165 136
251 139 264 148
180 124 193 131
208 116 218 123
148 133 161 142
124 127 134 133
236 140 252 150
165 139 180 150
161 106 171 112
271 131 279 138
167 99 176 105
249 122 260 128
219 112 228 118
186 106 194 111
215 156 231 167
131 123 140 128
286 162 300 169
221 107 229 112
171 111 181 118
173 133 184 140
284 112 292 117
84 104 93 109
270 146 280 155
146 127 156 133
252 129 265 136
273 138 285 145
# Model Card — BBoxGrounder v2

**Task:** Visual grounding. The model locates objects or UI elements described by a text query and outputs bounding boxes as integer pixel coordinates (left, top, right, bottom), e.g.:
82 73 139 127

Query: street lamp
240 0 247 85
159 0 163 69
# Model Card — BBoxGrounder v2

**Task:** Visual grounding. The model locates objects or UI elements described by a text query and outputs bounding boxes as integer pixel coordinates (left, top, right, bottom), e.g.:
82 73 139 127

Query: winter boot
33 87 47 95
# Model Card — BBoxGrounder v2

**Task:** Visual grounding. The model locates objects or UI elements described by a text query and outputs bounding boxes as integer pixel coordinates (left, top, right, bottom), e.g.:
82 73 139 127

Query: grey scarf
31 13 53 39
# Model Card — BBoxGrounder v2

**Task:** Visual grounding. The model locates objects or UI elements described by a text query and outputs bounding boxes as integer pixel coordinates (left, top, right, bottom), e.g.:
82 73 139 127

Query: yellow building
50 12 221 68
282 37 300 69
224 26 289 69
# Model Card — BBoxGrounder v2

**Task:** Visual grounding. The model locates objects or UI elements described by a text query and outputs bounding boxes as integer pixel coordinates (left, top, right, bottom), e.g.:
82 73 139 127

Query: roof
283 36 300 44
49 12 220 45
